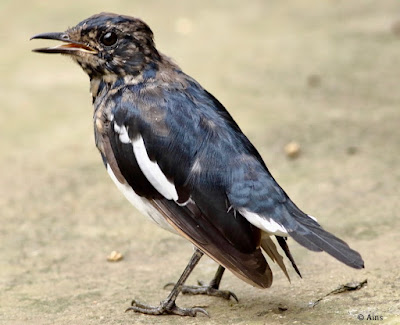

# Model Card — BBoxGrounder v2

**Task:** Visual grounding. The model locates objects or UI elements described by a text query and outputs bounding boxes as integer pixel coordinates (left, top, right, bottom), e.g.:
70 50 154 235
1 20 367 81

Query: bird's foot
125 299 209 317
164 280 239 302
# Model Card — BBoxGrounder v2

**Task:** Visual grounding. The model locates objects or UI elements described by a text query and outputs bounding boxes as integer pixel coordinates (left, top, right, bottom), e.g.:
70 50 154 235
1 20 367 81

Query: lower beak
30 32 97 54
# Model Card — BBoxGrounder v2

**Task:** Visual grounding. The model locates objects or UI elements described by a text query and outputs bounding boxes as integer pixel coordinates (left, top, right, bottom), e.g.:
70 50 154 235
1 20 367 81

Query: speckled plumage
31 13 364 317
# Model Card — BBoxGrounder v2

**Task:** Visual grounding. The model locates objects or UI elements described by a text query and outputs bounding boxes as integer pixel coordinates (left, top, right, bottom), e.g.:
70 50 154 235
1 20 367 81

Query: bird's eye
100 31 118 47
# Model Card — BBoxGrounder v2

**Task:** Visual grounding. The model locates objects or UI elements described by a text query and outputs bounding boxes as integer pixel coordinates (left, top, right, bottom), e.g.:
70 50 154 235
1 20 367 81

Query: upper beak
30 32 97 54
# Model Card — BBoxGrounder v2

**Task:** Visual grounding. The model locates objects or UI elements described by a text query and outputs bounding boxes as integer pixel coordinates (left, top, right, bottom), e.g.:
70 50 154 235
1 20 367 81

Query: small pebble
284 141 301 159
278 305 288 311
107 250 123 262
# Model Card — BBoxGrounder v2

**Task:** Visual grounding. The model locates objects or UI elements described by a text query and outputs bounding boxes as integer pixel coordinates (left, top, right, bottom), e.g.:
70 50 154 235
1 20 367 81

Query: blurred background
1 1 399 324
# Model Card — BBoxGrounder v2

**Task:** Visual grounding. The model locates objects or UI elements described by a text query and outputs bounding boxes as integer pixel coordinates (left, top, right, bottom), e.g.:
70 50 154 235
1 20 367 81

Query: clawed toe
125 299 209 317
165 282 239 302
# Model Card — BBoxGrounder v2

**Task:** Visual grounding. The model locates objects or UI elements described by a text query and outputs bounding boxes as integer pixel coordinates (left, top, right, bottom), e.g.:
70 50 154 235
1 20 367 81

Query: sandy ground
1 1 400 324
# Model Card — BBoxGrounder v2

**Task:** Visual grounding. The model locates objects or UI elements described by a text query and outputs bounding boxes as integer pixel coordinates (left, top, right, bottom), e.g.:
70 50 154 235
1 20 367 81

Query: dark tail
285 202 364 269
276 236 302 277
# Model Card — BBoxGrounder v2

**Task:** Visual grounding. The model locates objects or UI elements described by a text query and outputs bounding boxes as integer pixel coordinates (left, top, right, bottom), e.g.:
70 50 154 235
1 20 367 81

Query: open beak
30 32 97 54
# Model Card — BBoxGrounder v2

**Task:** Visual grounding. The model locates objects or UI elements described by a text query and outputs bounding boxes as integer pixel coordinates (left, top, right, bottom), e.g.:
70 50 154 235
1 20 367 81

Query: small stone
284 141 301 159
278 305 288 311
107 250 123 262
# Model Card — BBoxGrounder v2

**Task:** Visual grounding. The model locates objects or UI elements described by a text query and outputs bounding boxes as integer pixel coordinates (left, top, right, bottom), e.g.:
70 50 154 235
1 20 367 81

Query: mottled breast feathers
92 59 274 288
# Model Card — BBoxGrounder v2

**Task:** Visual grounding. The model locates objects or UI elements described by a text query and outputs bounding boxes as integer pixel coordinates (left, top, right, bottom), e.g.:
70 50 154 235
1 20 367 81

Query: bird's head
31 13 160 79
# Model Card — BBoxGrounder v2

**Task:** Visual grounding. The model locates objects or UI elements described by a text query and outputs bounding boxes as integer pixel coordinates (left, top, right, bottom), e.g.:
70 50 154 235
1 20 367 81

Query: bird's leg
126 249 209 317
165 265 239 302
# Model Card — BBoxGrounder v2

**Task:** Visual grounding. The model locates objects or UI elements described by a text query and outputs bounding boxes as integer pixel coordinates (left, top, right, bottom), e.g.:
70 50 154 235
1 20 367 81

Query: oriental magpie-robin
31 13 364 317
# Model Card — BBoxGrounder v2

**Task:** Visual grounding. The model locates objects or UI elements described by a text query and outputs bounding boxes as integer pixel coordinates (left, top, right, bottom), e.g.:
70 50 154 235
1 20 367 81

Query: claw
125 299 209 317
125 249 208 317
230 291 239 303
164 281 239 302
190 307 210 318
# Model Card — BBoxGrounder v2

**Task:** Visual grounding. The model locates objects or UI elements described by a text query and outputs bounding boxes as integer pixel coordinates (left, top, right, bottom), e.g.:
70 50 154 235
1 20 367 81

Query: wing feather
100 84 274 287
97 65 363 292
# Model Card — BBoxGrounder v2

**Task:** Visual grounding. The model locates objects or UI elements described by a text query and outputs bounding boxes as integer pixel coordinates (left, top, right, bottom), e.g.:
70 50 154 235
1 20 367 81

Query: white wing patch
176 197 193 207
190 158 202 173
113 122 179 201
132 135 179 201
308 214 318 222
240 209 288 236
106 164 176 233
114 124 130 144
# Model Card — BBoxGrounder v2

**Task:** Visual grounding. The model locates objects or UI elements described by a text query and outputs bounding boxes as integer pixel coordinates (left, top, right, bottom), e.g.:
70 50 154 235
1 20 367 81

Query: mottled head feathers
33 13 161 78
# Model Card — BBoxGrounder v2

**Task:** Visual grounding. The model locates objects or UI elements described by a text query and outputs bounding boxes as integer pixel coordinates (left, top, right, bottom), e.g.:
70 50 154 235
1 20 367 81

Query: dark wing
101 75 274 288
227 158 364 269
103 66 362 293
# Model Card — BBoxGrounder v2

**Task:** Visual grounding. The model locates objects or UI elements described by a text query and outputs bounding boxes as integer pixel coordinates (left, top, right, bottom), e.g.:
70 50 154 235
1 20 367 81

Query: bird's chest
93 101 110 135
90 79 177 233
93 105 111 156
92 81 115 155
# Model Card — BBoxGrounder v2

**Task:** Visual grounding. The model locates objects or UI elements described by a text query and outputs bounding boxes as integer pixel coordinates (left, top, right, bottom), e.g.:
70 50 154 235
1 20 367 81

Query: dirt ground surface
1 1 399 324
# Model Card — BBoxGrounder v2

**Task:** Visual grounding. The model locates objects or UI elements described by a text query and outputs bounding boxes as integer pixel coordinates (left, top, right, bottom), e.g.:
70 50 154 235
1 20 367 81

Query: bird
31 12 364 317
